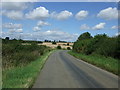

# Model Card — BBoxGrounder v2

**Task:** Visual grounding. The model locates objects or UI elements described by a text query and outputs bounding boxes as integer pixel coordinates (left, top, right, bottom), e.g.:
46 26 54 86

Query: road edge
68 51 119 78
30 50 56 88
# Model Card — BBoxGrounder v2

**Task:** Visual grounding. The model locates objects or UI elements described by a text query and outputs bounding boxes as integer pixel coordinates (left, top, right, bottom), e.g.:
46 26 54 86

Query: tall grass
68 51 119 75
73 33 120 59
2 39 51 69
2 50 54 88
2 39 54 88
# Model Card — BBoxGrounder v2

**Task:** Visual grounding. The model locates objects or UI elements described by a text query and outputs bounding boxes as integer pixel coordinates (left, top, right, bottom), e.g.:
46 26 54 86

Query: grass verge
3 50 55 88
68 51 119 75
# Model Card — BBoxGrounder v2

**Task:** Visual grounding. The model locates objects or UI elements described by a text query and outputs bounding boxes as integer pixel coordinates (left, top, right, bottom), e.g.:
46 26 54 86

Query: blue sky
2 2 118 41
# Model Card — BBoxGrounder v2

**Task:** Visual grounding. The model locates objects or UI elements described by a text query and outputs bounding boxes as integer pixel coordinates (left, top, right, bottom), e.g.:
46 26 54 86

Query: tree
5 37 9 40
67 43 69 46
77 32 92 41
67 47 71 50
94 34 108 40
57 45 61 49
37 41 43 43
52 41 56 44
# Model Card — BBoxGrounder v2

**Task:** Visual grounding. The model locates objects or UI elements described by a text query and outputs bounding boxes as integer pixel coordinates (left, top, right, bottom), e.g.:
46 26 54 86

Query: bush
73 39 91 53
95 38 118 58
77 32 92 41
67 43 69 46
2 39 50 69
73 32 120 59
57 45 61 49
67 47 71 50
52 42 56 44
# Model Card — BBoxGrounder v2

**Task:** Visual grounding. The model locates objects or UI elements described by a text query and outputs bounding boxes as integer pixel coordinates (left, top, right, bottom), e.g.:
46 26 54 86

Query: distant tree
94 34 108 40
58 40 67 43
37 41 43 43
57 45 61 49
67 43 69 46
48 40 51 42
77 32 92 41
19 39 23 41
52 41 56 44
45 40 49 42
5 37 9 40
12 38 17 40
67 47 71 50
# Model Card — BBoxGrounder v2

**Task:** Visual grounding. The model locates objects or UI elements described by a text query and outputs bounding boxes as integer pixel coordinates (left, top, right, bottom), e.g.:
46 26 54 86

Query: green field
3 50 54 88
2 39 55 88
68 51 119 75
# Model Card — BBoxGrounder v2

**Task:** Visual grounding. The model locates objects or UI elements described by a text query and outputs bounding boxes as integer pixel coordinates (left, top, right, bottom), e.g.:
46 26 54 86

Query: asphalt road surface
33 50 119 88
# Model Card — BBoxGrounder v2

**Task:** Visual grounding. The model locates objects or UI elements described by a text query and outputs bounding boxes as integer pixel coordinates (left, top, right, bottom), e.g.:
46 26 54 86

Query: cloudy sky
1 2 119 41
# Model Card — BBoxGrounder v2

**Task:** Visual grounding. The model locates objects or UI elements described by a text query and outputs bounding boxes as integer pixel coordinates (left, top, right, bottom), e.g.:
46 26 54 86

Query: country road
33 50 119 88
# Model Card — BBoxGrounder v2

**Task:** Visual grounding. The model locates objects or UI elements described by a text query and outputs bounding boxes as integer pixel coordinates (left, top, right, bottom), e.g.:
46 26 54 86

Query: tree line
73 32 120 59
2 39 51 69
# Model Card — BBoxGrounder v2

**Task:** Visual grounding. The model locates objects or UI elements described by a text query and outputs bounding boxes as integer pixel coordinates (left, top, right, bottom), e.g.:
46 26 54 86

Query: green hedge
73 32 120 59
2 39 51 69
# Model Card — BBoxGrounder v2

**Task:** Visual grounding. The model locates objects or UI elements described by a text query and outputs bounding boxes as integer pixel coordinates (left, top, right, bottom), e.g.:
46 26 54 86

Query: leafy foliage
52 41 57 44
77 32 92 41
67 47 71 50
69 51 119 75
57 45 61 49
73 32 120 59
67 43 69 46
2 39 51 69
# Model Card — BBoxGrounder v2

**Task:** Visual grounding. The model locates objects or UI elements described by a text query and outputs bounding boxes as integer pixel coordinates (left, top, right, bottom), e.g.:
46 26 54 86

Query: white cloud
2 10 24 20
51 10 73 20
111 25 118 29
33 21 50 31
92 23 106 30
97 7 118 20
40 30 78 41
2 2 27 11
80 24 90 30
8 28 23 33
16 29 23 33
75 10 88 20
115 32 120 36
2 30 78 41
9 29 16 33
2 23 22 29
2 23 23 34
33 26 41 31
25 6 49 20
37 20 50 27
2 2 28 20
2 30 24 39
